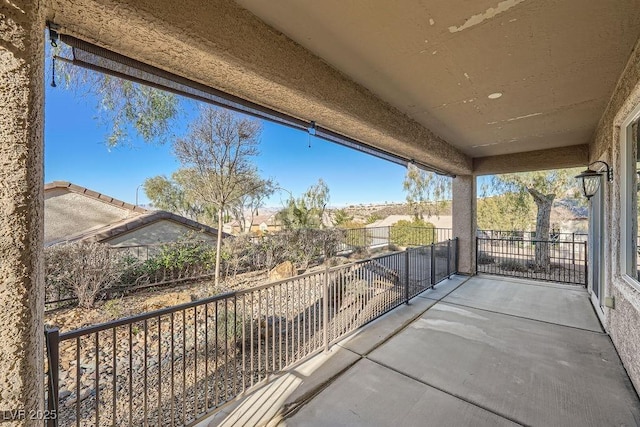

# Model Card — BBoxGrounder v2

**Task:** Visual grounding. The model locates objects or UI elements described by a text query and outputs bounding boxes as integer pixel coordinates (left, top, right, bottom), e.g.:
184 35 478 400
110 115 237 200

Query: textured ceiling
236 0 640 158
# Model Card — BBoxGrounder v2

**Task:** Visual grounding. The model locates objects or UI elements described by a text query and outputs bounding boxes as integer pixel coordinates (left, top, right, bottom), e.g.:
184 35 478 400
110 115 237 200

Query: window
622 116 640 284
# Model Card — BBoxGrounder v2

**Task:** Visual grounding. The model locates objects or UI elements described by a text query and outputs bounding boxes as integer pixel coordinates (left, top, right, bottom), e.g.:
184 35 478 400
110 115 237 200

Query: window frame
620 103 640 289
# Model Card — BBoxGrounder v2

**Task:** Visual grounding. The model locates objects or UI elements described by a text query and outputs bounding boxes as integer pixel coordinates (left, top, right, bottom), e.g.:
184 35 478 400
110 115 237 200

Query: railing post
447 239 452 279
45 327 60 427
323 264 329 352
583 241 588 287
455 237 459 274
430 242 436 286
405 249 410 304
475 236 479 275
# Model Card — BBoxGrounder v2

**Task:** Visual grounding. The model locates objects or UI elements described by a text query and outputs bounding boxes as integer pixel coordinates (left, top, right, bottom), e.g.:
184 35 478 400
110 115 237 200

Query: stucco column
452 175 476 274
0 1 45 424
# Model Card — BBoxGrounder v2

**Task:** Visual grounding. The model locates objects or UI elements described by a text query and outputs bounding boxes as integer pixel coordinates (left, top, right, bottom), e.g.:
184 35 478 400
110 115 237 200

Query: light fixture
575 161 613 199
488 92 503 99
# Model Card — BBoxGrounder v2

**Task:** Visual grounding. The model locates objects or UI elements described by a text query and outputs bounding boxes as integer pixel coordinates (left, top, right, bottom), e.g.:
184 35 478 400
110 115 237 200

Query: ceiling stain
448 0 526 33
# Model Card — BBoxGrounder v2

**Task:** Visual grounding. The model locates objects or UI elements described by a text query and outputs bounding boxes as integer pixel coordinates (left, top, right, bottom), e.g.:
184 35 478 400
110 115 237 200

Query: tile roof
45 181 148 214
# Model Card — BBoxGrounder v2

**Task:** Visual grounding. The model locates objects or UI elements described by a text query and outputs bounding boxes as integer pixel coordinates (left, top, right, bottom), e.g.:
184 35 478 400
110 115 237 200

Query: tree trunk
214 208 224 288
528 188 555 271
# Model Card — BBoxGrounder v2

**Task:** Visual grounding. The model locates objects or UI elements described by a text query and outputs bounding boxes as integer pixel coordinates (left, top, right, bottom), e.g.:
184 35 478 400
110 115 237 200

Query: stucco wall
591 36 640 393
452 176 476 275
0 1 45 424
105 219 217 246
45 188 139 244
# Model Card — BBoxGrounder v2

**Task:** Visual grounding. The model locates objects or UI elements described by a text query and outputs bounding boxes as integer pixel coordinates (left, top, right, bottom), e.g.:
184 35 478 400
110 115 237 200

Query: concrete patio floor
203 275 640 427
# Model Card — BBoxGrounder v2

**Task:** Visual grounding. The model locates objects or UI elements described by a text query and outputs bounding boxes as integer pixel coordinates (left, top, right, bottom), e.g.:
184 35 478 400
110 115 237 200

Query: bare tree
229 171 276 234
173 107 262 287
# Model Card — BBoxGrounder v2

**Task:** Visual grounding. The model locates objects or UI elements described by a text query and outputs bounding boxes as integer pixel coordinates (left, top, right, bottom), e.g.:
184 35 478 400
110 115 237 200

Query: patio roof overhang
46 0 640 176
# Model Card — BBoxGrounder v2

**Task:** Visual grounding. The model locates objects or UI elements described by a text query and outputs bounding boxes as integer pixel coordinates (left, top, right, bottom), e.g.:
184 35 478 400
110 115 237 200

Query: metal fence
339 226 452 252
45 242 219 309
44 239 458 426
476 237 587 285
46 227 453 309
478 229 587 243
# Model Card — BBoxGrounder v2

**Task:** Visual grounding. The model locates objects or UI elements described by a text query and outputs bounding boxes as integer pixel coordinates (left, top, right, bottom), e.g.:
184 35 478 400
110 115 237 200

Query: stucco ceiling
236 0 640 158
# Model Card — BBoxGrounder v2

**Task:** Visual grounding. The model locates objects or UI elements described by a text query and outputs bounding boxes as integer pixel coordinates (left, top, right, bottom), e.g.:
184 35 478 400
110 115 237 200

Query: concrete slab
338 296 437 356
283 358 519 427
419 275 469 301
203 346 360 427
368 302 640 427
443 276 603 332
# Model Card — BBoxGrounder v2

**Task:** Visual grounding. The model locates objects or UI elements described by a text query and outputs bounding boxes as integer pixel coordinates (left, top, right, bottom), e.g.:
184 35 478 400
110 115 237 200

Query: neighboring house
225 212 283 235
45 181 225 247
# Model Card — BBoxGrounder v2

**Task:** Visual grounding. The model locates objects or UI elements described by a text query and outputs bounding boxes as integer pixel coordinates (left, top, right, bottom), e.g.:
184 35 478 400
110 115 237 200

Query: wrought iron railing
44 239 458 426
339 226 452 252
478 229 587 243
476 237 587 285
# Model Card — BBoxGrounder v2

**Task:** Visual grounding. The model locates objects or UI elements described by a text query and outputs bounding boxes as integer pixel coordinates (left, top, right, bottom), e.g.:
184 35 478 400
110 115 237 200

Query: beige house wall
0 0 45 424
105 219 217 246
591 38 640 392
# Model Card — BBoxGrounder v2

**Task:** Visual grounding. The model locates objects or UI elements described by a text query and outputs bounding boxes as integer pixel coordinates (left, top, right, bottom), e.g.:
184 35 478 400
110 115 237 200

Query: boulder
269 261 296 281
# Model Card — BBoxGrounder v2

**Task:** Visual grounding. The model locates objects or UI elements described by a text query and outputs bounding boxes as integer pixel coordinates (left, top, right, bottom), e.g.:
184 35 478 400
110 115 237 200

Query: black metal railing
478 229 588 243
46 228 453 309
44 239 458 426
476 237 587 285
339 226 452 252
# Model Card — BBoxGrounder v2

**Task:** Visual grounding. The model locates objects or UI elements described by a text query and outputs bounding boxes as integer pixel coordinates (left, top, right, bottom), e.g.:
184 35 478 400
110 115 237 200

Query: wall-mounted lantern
575 161 613 199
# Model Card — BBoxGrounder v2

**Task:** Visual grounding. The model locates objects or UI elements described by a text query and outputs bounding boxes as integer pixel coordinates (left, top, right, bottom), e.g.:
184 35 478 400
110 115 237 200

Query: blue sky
45 83 414 208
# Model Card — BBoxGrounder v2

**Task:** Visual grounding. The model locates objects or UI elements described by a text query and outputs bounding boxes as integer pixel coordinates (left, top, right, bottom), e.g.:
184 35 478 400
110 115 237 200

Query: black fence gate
476 237 587 285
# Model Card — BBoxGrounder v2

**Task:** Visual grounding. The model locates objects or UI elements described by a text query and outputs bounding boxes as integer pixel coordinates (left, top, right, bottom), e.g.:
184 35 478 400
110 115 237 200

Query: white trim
619 103 640 292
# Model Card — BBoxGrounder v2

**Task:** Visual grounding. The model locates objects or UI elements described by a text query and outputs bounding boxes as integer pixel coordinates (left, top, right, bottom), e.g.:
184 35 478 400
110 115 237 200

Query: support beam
473 145 589 176
47 0 471 175
0 1 45 423
453 175 476 275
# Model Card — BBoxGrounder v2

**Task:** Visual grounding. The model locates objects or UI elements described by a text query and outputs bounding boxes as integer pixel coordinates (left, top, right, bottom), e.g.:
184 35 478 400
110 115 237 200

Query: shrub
498 259 528 272
45 242 125 308
390 219 437 247
477 251 495 265
222 234 257 278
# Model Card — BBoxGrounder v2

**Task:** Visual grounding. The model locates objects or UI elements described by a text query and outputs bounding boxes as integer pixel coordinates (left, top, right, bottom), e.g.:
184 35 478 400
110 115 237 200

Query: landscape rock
269 261 296 282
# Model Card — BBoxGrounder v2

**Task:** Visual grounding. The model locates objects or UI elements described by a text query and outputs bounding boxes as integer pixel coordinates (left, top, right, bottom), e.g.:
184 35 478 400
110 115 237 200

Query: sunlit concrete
443 275 603 332
282 277 640 426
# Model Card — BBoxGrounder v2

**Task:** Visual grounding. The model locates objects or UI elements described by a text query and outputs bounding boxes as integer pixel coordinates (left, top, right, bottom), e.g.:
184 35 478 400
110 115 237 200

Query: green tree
490 168 580 269
278 179 330 229
143 170 216 224
403 164 451 219
332 208 353 227
53 42 180 147
477 193 535 231
172 106 262 287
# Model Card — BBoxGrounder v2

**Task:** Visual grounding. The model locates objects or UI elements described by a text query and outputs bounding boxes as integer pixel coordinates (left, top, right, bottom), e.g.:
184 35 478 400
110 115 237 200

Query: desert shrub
477 251 495 265
255 228 343 271
498 259 528 272
222 234 257 278
45 242 126 308
390 219 437 247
